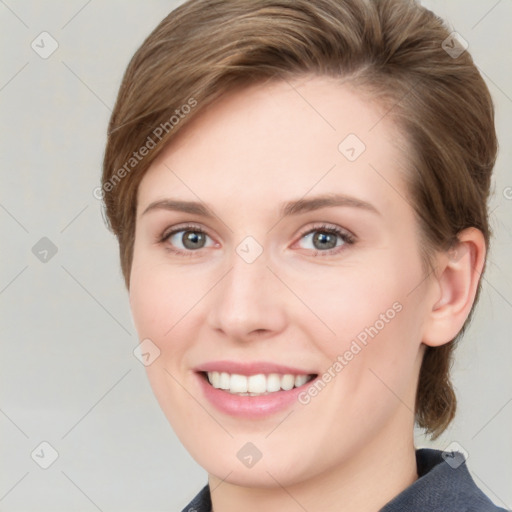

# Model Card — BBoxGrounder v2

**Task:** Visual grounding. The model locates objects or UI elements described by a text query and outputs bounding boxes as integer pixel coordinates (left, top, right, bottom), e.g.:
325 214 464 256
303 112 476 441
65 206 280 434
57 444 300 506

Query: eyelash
158 222 356 258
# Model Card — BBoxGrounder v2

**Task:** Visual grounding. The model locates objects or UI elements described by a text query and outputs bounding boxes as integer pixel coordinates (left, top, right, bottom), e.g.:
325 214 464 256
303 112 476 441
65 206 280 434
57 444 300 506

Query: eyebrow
140 193 380 219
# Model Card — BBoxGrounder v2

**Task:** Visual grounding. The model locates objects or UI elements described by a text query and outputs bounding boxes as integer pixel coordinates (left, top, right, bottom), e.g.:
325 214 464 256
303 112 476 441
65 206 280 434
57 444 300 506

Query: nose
206 246 288 342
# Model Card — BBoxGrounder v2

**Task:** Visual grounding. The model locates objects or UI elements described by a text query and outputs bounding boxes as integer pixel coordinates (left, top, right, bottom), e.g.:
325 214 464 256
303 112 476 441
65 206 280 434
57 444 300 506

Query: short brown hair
101 0 498 439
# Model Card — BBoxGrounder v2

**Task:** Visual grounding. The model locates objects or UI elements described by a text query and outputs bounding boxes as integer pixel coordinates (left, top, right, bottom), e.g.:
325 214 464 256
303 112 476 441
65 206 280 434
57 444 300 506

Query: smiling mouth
200 371 317 396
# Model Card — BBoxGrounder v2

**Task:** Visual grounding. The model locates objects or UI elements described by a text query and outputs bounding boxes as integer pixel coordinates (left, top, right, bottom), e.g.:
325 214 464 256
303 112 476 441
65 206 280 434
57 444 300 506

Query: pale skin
129 76 486 512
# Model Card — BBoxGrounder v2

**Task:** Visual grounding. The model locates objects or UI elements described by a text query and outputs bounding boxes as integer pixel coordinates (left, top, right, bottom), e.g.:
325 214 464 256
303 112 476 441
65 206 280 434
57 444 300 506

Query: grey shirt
180 449 508 511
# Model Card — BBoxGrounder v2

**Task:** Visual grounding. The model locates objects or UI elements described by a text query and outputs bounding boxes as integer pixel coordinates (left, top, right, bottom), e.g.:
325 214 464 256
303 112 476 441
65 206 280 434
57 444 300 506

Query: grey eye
168 230 212 250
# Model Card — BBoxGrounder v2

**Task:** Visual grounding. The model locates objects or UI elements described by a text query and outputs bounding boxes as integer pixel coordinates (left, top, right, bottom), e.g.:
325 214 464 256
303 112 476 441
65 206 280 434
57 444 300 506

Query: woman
101 0 506 510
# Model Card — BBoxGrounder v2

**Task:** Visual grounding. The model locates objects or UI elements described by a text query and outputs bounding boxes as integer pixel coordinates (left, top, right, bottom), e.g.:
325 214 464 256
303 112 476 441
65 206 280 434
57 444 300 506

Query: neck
209 425 418 512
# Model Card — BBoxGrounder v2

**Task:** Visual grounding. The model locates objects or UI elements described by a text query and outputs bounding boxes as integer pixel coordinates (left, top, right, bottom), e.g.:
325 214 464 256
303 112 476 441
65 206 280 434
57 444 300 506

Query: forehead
137 76 410 218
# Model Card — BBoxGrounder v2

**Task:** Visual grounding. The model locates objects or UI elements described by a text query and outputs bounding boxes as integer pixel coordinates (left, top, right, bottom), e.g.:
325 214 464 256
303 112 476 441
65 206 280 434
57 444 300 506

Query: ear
422 227 486 347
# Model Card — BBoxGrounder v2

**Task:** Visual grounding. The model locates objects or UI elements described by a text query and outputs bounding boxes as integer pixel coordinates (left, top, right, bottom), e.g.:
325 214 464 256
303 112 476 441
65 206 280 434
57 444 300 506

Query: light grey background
0 1 511 510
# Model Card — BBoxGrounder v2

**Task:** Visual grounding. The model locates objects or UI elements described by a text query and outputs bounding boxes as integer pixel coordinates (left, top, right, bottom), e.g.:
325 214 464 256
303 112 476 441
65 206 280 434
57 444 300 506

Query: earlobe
422 227 486 347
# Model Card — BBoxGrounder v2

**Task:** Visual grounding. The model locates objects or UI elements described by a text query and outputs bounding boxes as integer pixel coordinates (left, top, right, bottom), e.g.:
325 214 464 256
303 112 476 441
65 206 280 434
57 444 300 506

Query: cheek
129 259 199 430
311 257 417 343
129 249 189 341
310 251 425 399
326 308 425 438
129 272 167 339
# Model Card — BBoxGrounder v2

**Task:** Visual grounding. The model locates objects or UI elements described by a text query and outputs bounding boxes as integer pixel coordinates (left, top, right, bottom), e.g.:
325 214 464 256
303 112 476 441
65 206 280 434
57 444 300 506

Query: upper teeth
206 372 312 395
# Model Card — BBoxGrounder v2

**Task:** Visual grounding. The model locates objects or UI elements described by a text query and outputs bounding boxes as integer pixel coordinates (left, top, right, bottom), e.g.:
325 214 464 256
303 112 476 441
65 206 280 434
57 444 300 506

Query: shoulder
180 484 211 512
181 450 509 512
380 448 509 512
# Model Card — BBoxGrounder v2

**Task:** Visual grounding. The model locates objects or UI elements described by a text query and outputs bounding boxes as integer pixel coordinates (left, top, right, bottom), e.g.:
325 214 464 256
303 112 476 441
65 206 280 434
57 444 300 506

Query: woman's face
129 76 435 487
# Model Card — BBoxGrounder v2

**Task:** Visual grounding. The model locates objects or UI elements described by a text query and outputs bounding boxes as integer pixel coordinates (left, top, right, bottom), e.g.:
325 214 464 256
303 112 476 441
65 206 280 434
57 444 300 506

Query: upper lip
194 360 317 376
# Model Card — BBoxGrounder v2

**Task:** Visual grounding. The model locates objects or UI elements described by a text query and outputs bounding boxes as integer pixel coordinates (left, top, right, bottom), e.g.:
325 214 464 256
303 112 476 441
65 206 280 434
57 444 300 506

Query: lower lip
196 372 316 419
